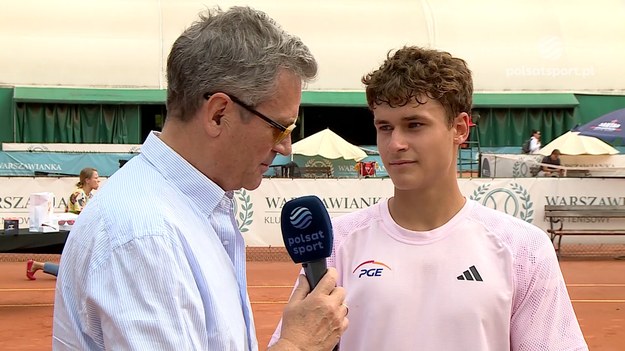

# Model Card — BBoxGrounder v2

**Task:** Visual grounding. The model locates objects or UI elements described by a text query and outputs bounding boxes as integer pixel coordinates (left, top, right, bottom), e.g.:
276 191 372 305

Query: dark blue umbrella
575 108 625 145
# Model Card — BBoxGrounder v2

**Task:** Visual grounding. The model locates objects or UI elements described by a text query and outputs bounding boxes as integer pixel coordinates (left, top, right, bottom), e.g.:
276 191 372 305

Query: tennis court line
251 301 289 304
567 284 625 287
2 284 623 292
250 284 625 288
0 303 292 307
0 286 293 292
0 288 56 292
3 300 624 308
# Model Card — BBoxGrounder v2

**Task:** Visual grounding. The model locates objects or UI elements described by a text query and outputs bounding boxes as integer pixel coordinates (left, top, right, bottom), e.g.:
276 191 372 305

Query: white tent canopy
539 131 619 156
291 128 367 161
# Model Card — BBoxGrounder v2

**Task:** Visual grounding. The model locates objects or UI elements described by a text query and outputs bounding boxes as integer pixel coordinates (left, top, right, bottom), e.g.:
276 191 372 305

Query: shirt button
223 240 230 246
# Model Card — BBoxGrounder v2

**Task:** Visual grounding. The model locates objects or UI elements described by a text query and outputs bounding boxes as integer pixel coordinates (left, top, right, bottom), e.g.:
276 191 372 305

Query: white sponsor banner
232 179 395 246
481 153 625 178
2 143 142 153
2 178 624 246
235 178 625 246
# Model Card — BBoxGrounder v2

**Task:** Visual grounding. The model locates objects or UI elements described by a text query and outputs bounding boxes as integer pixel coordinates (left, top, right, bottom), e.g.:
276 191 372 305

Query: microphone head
281 195 333 264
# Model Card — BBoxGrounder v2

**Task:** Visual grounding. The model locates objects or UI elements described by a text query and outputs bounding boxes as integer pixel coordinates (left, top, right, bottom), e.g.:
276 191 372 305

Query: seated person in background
28 168 100 280
66 167 100 214
540 149 564 177
26 259 58 280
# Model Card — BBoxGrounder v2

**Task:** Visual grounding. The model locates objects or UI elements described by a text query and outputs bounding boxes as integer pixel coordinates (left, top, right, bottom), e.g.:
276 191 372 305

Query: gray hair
166 6 318 121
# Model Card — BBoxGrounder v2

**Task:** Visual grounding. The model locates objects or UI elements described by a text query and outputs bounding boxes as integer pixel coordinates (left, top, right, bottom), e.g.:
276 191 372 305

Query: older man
53 7 347 351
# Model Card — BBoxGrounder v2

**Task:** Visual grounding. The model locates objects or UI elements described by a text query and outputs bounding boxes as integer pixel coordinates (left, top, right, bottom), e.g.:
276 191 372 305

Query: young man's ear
453 112 470 145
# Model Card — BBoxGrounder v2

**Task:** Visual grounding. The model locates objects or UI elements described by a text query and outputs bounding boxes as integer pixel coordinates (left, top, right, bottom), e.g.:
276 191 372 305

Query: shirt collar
141 131 231 215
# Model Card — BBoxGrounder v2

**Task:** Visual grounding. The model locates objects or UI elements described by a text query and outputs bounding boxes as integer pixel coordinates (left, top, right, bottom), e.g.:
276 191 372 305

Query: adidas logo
457 265 483 282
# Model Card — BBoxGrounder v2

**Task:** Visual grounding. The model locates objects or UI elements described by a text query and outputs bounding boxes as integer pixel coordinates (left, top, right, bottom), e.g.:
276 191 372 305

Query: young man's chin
390 177 425 192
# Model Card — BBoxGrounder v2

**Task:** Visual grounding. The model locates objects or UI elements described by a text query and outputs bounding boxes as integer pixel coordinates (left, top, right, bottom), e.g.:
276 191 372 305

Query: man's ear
453 112 470 145
202 93 230 137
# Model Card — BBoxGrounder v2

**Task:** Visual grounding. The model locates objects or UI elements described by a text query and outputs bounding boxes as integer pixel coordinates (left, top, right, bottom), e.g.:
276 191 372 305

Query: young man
271 46 587 350
53 7 347 351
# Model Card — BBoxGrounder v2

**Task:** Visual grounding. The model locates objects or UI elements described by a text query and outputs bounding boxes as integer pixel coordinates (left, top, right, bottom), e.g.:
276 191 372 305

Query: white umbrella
538 131 619 156
291 128 367 161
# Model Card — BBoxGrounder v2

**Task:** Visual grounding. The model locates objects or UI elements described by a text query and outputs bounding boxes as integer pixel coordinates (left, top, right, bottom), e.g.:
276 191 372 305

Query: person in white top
271 46 587 350
530 129 542 154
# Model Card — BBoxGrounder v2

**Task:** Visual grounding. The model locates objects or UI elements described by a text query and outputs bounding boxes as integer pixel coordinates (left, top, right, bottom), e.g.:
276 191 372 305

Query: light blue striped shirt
53 132 257 350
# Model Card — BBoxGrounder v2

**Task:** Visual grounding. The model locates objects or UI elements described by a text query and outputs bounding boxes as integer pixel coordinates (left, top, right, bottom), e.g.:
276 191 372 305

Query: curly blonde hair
362 46 473 126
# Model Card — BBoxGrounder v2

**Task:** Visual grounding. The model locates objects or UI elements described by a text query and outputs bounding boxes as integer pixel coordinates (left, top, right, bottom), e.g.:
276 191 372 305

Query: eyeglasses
58 220 75 226
203 93 296 145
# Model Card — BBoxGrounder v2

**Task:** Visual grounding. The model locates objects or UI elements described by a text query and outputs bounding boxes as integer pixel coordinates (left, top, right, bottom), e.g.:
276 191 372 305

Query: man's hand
270 268 348 351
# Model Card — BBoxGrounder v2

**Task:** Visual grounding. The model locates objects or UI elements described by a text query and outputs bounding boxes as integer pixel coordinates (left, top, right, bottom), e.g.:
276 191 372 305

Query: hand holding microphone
277 268 347 351
275 196 348 351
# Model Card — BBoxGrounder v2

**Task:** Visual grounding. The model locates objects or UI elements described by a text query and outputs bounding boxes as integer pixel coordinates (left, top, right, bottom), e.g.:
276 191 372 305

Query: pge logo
290 206 312 229
352 260 392 278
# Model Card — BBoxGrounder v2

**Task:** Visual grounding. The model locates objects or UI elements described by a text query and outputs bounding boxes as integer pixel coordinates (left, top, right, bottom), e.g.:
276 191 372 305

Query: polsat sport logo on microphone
286 206 327 256
290 206 312 229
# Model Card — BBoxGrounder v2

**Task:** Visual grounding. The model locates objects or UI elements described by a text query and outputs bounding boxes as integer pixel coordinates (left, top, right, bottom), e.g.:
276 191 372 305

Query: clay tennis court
1 255 623 350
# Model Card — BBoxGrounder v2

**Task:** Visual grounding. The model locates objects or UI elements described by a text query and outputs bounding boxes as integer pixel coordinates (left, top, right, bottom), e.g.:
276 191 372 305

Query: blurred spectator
529 130 542 154
27 167 99 280
539 149 564 177
66 167 100 214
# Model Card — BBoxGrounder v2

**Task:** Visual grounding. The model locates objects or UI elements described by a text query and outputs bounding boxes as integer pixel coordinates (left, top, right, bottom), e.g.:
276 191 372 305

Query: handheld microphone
281 195 333 292
281 195 340 351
